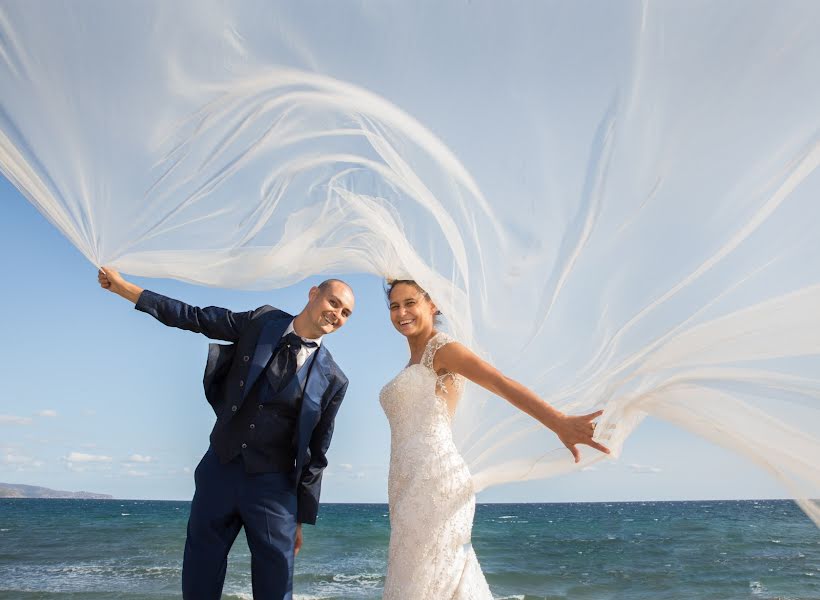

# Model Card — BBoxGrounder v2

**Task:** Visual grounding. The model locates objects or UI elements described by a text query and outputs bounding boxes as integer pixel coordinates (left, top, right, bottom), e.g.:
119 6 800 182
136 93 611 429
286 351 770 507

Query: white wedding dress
379 332 494 599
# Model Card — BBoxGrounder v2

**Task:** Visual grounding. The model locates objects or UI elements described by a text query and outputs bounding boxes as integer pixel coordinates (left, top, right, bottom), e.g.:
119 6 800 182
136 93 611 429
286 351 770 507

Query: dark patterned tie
266 331 318 394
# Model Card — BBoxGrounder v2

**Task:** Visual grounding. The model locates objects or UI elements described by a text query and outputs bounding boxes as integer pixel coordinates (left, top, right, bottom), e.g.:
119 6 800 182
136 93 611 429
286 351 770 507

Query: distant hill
0 482 113 499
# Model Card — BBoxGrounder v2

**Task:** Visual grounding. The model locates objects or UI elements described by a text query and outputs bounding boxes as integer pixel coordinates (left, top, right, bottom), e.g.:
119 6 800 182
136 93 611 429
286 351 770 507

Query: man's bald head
293 278 355 338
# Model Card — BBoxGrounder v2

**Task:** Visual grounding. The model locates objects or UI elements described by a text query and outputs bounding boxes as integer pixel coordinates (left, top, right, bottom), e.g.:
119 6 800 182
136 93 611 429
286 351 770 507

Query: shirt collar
284 320 323 347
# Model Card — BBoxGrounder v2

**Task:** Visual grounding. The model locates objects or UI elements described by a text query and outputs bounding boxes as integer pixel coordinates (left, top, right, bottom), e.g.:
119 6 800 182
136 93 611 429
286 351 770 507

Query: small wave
498 515 516 519
121 513 130 516
332 572 382 586
34 564 179 578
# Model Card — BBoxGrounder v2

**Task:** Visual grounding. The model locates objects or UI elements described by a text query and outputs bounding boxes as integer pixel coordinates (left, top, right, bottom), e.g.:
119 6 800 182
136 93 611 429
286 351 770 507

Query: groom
98 268 354 599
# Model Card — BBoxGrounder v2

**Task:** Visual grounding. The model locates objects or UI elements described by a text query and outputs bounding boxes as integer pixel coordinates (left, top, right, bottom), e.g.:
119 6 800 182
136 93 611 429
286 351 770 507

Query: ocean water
0 499 817 599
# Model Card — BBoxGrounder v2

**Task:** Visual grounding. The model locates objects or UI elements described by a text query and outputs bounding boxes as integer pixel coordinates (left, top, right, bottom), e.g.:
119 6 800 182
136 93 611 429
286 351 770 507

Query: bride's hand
554 410 610 463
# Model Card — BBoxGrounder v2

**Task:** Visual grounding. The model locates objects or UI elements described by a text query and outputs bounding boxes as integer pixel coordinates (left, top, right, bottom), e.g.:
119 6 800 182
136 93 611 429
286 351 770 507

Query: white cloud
0 415 32 425
339 463 353 471
125 470 148 477
628 463 662 474
2 453 34 464
183 467 191 474
82 409 97 416
66 459 112 473
0 453 44 472
65 452 112 463
127 454 153 463
37 409 57 418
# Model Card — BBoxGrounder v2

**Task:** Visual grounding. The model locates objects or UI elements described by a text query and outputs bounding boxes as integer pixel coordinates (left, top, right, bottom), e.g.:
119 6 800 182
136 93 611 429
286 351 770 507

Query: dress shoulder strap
421 332 456 370
421 332 464 397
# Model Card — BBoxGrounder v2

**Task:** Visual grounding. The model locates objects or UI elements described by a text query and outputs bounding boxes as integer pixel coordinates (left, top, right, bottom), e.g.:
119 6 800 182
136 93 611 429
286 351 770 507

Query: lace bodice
379 333 464 451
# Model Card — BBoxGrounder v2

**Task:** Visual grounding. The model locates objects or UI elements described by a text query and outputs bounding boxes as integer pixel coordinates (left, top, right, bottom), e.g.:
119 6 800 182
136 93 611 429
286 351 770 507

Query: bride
380 280 611 598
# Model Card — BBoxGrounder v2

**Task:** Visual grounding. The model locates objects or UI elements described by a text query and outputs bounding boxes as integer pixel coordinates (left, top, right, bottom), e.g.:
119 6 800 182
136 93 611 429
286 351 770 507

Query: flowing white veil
2 2 819 522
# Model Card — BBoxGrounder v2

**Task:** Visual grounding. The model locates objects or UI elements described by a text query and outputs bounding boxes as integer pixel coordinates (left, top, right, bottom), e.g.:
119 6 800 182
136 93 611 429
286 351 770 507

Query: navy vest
210 349 317 474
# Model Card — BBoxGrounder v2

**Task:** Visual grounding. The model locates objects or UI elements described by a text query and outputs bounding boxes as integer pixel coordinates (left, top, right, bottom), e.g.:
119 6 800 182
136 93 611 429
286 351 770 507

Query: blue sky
0 175 791 502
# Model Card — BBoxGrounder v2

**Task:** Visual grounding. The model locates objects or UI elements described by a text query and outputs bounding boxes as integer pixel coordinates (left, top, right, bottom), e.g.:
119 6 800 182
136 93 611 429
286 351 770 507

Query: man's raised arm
97 266 256 342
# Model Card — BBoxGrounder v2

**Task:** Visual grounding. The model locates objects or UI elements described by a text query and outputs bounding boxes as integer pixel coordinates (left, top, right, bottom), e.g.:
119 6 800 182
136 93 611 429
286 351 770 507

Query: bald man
99 268 354 600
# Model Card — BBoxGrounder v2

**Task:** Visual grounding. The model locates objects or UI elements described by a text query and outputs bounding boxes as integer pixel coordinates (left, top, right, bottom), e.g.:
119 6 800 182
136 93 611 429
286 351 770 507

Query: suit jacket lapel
295 346 330 476
243 316 290 400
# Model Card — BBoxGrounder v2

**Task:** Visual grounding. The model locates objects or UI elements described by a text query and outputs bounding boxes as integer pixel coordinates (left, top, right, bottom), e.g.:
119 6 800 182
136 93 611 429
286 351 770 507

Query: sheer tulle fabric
1 2 819 523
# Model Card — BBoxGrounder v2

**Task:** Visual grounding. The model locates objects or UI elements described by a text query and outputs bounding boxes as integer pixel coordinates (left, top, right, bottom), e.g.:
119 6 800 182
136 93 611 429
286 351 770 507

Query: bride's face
388 283 437 338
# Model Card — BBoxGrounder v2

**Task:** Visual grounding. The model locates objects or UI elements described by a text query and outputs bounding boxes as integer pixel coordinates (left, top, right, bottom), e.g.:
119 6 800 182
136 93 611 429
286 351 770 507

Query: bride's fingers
566 443 581 463
585 439 611 454
582 409 604 421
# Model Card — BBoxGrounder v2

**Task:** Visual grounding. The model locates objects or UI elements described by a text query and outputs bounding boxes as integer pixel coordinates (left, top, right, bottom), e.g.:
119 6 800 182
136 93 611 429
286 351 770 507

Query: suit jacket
135 289 348 524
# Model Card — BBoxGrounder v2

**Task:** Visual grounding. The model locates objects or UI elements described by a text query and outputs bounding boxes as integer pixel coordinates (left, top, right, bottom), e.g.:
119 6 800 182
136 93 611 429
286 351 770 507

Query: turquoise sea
0 499 818 599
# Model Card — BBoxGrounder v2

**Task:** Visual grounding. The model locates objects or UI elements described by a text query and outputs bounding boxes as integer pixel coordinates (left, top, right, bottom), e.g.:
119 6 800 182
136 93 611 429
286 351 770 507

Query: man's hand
294 523 303 556
98 267 143 304
554 409 611 463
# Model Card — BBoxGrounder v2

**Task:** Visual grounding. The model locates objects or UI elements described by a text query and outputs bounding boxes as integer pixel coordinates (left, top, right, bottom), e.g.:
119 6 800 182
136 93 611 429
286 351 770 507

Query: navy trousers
182 446 297 600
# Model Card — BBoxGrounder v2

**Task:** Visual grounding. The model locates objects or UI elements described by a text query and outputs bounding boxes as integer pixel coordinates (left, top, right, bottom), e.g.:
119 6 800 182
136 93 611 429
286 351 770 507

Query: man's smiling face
301 279 355 338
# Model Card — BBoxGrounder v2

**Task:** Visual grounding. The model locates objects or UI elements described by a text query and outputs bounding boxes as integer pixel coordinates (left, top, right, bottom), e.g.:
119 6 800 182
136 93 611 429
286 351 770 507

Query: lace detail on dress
421 332 465 396
378 333 492 600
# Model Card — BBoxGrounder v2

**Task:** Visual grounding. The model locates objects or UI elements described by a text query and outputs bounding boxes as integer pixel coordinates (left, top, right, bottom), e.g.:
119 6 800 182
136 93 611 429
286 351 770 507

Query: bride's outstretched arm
435 342 610 463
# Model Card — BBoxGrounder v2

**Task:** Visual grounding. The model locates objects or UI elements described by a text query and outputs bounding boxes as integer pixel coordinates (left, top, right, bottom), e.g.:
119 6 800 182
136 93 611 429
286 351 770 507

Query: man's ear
308 286 319 302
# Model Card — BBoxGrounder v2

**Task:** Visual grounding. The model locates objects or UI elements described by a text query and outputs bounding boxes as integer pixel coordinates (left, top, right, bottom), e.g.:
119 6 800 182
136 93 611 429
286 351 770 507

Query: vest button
241 443 247 449
243 355 249 362
231 405 237 412
258 404 263 410
239 380 244 387
249 424 255 429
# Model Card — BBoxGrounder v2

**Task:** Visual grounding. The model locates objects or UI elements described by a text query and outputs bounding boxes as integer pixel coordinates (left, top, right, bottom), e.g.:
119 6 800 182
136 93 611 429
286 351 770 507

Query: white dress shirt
282 321 323 371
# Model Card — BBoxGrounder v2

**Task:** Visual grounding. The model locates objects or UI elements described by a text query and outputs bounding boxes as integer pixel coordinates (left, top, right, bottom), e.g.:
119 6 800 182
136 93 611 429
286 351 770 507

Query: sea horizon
0 480 803 504
1 496 805 503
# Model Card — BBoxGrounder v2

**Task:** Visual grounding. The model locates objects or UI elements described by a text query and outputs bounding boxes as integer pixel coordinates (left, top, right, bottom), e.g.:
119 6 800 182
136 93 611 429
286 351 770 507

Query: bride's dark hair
385 279 443 321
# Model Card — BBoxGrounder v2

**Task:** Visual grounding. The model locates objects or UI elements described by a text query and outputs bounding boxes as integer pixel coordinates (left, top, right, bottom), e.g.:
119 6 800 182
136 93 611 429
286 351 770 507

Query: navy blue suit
135 290 348 599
